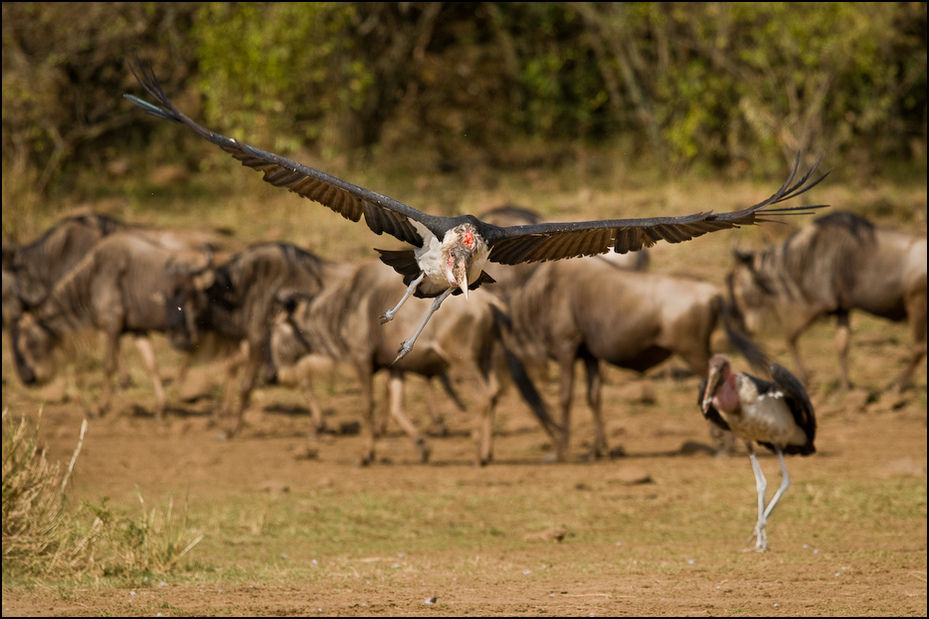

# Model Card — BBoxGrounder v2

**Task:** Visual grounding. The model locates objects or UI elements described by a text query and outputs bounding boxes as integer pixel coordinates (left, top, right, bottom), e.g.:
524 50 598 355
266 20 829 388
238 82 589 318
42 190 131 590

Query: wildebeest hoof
608 445 626 459
417 439 432 464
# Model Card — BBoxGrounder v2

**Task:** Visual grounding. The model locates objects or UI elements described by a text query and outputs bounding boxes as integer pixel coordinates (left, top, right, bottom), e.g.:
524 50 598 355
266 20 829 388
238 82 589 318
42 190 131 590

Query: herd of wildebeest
2 206 926 465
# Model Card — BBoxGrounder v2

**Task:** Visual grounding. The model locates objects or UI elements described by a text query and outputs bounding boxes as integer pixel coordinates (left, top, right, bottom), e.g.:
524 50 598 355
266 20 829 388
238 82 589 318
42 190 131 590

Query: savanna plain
2 156 926 616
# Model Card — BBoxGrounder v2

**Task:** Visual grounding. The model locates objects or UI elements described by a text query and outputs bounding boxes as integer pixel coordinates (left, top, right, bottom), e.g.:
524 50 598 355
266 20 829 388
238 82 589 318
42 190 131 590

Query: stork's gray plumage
124 59 830 361
700 354 816 551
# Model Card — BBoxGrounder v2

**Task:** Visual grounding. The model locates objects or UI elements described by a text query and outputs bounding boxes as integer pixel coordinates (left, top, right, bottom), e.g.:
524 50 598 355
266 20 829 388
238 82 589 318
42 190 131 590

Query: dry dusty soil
2 313 926 618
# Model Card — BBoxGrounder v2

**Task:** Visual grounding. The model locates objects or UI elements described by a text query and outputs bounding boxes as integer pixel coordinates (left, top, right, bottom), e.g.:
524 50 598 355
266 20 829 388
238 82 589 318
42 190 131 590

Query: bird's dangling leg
746 445 770 552
394 288 453 362
381 272 424 324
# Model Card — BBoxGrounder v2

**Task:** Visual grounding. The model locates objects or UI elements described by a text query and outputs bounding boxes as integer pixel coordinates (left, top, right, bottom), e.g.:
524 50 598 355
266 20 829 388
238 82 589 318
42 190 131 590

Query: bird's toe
394 341 413 362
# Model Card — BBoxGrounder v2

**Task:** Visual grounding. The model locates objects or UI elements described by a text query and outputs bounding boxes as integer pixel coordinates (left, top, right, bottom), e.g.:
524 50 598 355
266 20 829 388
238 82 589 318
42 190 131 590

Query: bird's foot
394 340 413 362
379 309 395 324
744 523 769 552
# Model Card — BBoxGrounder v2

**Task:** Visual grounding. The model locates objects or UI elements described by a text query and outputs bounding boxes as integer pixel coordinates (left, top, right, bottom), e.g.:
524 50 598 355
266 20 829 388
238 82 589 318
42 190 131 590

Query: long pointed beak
702 367 723 415
448 247 471 300
453 260 470 300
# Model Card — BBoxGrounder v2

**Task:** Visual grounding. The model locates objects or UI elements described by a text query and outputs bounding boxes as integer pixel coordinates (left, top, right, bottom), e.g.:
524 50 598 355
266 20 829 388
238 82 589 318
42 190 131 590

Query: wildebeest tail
719 298 772 374
490 304 563 442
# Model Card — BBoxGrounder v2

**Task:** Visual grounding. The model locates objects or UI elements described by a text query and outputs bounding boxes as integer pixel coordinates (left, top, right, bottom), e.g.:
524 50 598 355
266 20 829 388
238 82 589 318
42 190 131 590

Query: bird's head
443 223 488 300
702 354 732 414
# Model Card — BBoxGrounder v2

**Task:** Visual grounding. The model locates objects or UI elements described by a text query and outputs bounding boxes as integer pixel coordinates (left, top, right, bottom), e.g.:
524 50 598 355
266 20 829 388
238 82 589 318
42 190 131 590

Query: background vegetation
2 2 927 241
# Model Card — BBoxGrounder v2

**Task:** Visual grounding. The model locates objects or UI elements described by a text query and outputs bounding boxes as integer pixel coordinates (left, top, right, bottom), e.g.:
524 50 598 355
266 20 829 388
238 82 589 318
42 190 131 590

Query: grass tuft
2 408 203 581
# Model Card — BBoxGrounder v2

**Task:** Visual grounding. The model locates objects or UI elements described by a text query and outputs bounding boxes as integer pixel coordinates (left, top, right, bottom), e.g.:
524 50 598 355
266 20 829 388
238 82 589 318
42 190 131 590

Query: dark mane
813 210 876 243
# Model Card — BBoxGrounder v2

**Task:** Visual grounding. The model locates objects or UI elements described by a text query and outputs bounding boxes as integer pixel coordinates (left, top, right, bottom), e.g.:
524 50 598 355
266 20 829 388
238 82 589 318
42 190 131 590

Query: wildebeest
502 255 762 460
270 336 463 442
3 212 235 381
270 258 560 466
2 212 127 325
9 231 214 419
162 241 354 435
726 210 927 391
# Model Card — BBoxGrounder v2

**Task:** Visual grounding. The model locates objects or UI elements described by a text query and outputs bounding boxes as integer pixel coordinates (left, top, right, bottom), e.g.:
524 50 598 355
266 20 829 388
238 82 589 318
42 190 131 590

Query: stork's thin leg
762 448 791 521
746 444 769 552
381 272 425 324
394 288 453 362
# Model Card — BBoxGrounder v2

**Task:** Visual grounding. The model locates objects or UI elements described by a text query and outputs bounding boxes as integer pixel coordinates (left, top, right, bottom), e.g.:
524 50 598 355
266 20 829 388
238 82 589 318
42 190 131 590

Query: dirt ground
2 310 926 617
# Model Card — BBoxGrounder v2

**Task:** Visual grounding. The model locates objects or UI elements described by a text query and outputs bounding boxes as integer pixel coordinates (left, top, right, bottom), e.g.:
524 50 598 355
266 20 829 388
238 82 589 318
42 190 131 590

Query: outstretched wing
125 59 435 248
481 156 830 265
126 58 829 265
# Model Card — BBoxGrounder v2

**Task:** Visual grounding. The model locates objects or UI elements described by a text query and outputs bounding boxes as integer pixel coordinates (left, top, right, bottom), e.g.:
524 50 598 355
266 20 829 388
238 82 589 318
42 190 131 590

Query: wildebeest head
10 312 59 385
2 262 20 327
270 293 314 368
164 251 216 351
726 248 777 334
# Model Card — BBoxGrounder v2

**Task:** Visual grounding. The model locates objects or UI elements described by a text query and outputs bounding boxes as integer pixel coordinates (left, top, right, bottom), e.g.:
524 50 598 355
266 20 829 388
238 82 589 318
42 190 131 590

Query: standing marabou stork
700 354 817 552
124 59 829 362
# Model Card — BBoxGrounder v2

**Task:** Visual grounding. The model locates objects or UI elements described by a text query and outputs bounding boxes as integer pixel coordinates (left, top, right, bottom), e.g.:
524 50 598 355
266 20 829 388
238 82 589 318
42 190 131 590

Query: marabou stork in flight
700 354 817 552
124 59 830 362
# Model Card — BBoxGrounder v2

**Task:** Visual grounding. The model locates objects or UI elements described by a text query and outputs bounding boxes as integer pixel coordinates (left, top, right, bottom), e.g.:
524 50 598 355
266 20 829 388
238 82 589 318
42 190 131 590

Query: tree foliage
2 2 926 201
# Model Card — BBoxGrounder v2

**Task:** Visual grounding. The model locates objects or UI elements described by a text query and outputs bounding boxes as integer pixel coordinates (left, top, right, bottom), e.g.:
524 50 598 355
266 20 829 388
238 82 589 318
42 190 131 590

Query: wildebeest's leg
96 331 121 417
227 343 263 436
278 352 328 434
173 351 194 394
708 420 737 456
376 372 398 436
379 373 449 438
582 355 609 458
298 372 326 435
895 289 927 392
554 346 578 461
427 375 461 436
217 341 248 426
132 334 167 421
481 367 503 466
835 310 852 390
468 366 499 467
116 336 134 389
354 363 377 466
384 370 431 463
374 374 393 437
786 312 823 386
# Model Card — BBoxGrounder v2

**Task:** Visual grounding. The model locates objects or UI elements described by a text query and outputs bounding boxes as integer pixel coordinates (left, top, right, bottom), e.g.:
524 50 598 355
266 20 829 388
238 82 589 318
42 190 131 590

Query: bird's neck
712 373 742 414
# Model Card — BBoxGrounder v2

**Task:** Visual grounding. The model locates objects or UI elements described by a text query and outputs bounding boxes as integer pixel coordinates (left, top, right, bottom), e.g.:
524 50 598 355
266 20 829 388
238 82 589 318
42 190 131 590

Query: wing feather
483 156 830 266
770 363 817 445
125 60 426 247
